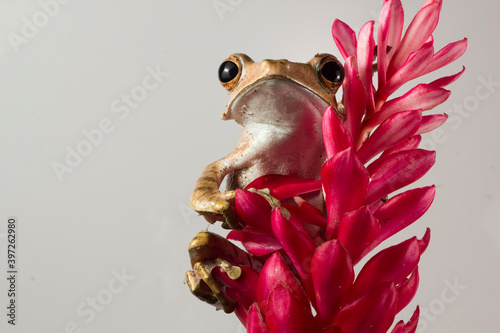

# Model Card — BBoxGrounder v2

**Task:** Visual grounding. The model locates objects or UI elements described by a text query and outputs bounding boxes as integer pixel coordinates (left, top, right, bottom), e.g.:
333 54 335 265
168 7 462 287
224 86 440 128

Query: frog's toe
186 260 238 313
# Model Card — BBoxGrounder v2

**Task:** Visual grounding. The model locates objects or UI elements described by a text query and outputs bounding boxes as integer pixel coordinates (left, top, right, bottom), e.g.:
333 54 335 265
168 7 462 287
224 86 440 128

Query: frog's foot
186 232 263 312
186 258 241 313
188 232 263 272
190 189 242 230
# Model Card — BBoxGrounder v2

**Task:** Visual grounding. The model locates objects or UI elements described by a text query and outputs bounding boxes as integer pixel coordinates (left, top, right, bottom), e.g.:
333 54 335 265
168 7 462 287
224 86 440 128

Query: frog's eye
218 56 242 90
317 57 344 90
320 61 344 84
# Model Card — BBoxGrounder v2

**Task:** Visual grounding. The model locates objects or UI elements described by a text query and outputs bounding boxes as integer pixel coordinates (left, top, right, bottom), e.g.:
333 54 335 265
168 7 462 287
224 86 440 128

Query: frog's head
218 53 345 125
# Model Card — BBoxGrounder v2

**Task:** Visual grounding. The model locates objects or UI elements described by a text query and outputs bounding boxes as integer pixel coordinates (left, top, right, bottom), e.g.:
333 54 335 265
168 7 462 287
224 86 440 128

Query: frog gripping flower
189 53 344 230
186 0 467 332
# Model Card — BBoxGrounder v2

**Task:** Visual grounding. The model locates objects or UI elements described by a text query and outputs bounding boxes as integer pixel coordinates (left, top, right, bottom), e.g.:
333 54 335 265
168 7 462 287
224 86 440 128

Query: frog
189 52 345 229
186 53 345 312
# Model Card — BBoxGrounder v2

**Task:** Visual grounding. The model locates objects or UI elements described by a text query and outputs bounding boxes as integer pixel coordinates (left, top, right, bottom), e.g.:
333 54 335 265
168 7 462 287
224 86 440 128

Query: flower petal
321 148 369 239
227 229 281 256
365 84 451 131
338 207 380 264
247 303 271 333
377 43 434 106
396 267 419 314
271 208 316 296
368 136 422 172
365 149 436 205
232 302 249 327
368 198 385 214
377 0 402 87
357 110 423 164
362 186 435 256
322 105 353 160
349 237 421 301
322 326 343 333
312 240 354 325
387 2 441 78
265 281 317 333
343 57 367 145
296 200 328 229
422 0 442 8
256 252 310 315
282 202 327 230
226 288 254 315
391 321 405 333
418 228 431 254
245 175 322 201
334 281 398 333
421 38 468 76
213 266 260 303
414 114 448 135
332 19 358 60
377 2 390 87
357 21 376 115
405 307 420 333
378 135 422 160
429 66 466 88
384 0 404 61
235 189 273 234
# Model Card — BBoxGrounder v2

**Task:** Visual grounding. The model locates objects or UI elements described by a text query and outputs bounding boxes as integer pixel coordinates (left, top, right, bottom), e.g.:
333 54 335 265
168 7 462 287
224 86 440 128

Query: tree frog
189 53 345 229
186 53 344 312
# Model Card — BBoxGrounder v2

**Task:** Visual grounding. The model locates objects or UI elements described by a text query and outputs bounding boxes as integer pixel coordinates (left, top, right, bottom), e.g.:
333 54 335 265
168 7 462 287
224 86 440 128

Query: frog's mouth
222 76 334 125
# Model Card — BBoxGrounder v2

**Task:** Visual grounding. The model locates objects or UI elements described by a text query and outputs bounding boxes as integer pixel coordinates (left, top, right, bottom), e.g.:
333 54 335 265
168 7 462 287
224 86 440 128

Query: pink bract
206 1 466 332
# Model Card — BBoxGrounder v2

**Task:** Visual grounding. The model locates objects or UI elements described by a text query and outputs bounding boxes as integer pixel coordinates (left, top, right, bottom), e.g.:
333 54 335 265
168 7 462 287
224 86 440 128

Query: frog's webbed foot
190 186 242 230
186 232 263 313
186 258 241 313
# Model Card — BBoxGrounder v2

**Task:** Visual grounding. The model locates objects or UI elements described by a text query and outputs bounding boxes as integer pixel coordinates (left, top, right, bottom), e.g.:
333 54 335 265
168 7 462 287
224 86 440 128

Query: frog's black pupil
218 61 239 83
321 61 344 83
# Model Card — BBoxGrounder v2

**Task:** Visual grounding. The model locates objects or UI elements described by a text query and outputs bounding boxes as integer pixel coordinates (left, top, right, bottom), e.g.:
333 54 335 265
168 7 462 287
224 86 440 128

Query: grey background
0 0 498 332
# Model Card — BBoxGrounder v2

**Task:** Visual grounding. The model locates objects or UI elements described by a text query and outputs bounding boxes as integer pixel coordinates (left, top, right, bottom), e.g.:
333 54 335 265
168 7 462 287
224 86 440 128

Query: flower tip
419 227 431 253
405 306 420 332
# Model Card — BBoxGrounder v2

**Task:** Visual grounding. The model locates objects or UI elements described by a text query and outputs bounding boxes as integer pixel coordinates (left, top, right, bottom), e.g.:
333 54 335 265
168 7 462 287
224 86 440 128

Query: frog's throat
221 75 336 121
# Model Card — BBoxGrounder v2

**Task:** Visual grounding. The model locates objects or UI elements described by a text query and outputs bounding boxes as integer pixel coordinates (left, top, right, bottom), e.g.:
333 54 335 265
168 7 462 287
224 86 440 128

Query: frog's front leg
190 141 251 230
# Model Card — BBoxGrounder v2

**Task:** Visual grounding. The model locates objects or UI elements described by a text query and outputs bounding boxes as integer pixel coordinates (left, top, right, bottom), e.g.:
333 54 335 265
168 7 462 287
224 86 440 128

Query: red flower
198 1 466 332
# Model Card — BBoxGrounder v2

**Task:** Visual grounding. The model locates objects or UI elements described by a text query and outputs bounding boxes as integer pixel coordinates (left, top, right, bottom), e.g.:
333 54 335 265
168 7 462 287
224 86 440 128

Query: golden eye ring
218 55 242 90
317 55 344 91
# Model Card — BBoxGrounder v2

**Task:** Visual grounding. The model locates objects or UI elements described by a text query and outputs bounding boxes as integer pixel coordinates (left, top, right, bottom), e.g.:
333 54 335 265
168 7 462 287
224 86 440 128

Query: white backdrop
0 0 498 332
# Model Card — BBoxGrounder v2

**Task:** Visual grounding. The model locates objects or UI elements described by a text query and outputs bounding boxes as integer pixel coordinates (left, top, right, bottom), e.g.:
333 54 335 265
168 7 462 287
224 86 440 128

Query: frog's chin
224 76 331 127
